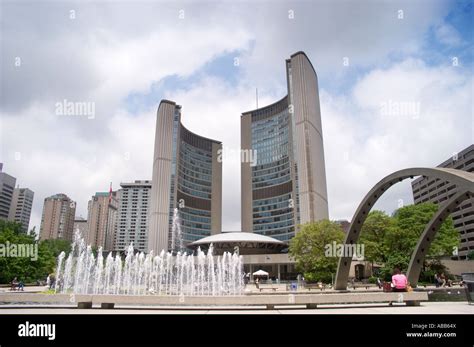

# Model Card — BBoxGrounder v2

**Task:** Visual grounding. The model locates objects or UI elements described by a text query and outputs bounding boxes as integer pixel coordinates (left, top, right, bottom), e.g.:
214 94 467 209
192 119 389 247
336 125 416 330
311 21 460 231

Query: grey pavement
1 284 463 294
0 302 472 314
0 285 49 293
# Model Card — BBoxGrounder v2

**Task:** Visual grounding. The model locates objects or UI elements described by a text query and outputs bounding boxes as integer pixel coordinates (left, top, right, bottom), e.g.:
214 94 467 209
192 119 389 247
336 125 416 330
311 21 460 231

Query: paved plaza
1 284 472 314
2 284 467 293
0 302 471 315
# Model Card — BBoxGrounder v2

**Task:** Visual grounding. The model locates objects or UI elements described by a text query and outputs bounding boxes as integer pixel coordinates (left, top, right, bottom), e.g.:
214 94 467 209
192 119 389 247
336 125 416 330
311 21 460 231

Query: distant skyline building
411 144 474 259
115 180 151 253
86 191 118 251
39 193 76 241
73 216 88 240
335 219 351 234
8 187 34 233
148 100 222 253
0 165 16 221
241 51 329 242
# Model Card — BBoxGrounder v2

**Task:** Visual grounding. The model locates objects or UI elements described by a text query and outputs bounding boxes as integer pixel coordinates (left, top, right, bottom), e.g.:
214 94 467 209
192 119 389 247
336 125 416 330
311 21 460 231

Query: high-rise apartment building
411 144 474 259
0 164 16 221
8 187 34 233
39 193 76 241
241 51 329 242
115 180 151 253
86 192 118 251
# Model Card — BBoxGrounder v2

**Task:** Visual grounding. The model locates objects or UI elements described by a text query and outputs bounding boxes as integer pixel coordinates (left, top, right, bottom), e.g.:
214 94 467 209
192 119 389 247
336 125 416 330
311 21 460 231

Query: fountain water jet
55 231 244 296
170 208 183 253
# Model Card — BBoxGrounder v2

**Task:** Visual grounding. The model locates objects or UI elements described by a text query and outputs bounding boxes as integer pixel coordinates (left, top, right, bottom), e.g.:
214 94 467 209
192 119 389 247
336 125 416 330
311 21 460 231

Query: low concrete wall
441 260 474 276
0 291 428 309
0 293 88 304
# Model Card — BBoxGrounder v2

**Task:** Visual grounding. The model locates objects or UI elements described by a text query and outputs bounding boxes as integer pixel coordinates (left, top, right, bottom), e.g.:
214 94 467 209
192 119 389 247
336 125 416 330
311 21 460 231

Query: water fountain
170 208 183 253
55 231 244 296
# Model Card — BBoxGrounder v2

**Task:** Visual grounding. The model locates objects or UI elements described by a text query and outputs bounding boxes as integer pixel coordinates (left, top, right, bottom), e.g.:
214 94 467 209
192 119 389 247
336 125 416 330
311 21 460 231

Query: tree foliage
288 203 459 284
289 219 344 283
40 239 72 258
359 210 394 264
0 220 71 284
360 203 459 281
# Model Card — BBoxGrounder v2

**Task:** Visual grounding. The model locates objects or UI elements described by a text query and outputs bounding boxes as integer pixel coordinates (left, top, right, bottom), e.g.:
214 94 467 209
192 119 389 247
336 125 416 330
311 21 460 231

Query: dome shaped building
189 232 286 255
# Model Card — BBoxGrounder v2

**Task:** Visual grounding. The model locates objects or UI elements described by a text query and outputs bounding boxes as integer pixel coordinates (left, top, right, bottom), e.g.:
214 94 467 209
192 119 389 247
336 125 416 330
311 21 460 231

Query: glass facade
150 100 222 254
172 125 214 245
167 110 180 250
250 103 297 241
241 52 329 246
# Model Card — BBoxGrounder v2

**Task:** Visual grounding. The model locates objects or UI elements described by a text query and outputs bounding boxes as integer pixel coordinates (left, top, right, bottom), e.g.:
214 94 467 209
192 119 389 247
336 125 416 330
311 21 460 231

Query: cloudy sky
1 0 472 234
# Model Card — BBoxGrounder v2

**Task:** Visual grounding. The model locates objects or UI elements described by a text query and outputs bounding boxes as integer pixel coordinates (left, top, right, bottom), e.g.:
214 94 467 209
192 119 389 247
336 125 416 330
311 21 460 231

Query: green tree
289 220 344 283
379 203 459 280
467 251 474 260
39 239 72 258
0 220 66 284
37 239 72 279
0 220 37 283
391 203 458 257
359 210 394 264
378 253 411 281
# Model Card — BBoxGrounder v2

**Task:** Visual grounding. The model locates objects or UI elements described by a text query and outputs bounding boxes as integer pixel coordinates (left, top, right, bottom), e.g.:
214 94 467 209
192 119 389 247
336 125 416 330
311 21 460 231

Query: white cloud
1 105 157 233
0 0 470 235
323 59 472 220
88 26 252 104
434 23 464 46
164 76 277 231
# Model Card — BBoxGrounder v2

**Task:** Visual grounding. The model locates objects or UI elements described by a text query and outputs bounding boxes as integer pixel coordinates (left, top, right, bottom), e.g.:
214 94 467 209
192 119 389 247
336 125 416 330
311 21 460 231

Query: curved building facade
241 52 328 242
148 100 222 253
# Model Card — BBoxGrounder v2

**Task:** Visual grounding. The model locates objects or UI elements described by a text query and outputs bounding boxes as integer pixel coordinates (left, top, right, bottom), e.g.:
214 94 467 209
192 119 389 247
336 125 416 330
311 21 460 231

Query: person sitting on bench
10 277 25 291
391 268 408 292
10 277 20 291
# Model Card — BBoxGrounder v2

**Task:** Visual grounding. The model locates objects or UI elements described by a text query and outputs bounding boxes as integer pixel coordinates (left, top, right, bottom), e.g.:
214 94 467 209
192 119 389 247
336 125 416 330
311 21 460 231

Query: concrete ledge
0 291 428 309
100 303 115 309
406 301 421 306
0 293 90 304
77 302 92 309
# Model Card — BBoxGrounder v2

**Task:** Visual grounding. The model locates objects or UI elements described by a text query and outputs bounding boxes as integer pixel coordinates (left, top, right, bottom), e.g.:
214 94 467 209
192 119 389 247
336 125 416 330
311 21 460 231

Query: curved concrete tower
241 51 328 242
148 100 222 253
